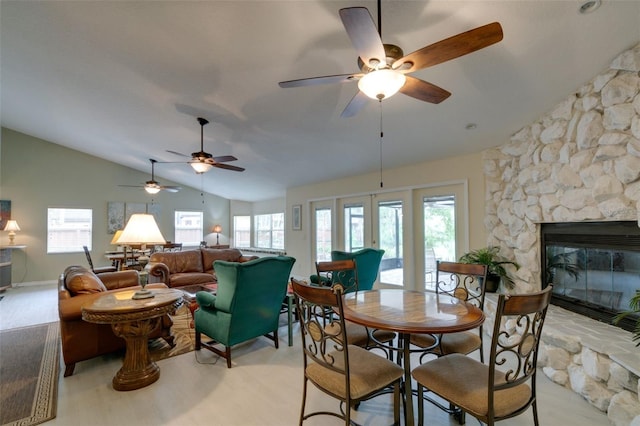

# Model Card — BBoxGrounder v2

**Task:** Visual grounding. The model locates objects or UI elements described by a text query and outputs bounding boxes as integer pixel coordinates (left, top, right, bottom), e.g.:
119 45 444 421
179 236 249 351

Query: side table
82 288 183 391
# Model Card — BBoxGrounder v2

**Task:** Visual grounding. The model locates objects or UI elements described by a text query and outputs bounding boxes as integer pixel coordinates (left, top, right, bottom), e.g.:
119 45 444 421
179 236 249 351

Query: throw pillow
66 269 107 295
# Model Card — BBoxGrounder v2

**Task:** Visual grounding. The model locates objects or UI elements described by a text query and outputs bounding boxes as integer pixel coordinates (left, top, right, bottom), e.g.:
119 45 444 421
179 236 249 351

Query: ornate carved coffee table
82 288 183 391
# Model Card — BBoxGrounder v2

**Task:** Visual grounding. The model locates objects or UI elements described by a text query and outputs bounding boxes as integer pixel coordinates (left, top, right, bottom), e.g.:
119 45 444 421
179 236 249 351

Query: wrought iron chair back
435 261 488 309
315 259 359 293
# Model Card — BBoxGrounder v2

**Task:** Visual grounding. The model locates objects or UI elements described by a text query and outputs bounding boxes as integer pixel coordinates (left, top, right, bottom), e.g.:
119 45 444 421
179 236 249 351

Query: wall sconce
3 220 21 245
213 224 222 245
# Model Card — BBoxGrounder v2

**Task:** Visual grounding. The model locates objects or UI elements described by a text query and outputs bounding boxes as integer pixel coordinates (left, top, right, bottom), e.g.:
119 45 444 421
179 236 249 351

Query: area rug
149 304 195 361
0 322 59 426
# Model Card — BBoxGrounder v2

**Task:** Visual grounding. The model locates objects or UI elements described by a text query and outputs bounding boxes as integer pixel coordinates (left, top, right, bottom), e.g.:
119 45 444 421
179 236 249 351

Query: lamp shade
117 214 165 245
358 69 406 100
213 224 222 234
190 160 213 174
110 230 123 245
3 220 20 232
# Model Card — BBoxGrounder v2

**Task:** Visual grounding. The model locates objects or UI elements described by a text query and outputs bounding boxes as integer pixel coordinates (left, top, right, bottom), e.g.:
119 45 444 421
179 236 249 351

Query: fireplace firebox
541 221 640 332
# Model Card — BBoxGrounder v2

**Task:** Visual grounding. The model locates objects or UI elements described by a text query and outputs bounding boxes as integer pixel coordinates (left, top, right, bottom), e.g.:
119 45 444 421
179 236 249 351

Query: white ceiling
2 1 639 202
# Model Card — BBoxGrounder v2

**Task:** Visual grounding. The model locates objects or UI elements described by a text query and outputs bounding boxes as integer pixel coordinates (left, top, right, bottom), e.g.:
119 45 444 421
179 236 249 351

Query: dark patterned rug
0 322 59 426
149 305 195 360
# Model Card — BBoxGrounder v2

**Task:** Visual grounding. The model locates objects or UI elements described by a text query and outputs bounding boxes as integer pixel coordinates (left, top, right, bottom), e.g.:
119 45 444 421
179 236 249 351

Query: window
174 211 203 246
315 208 332 262
254 213 284 249
233 215 251 248
47 208 92 253
344 204 364 252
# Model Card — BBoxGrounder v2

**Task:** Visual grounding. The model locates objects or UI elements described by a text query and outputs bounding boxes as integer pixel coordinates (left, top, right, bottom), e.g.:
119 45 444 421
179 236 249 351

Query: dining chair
410 261 488 362
310 248 385 291
290 278 403 426
82 245 117 274
411 286 553 426
315 259 396 356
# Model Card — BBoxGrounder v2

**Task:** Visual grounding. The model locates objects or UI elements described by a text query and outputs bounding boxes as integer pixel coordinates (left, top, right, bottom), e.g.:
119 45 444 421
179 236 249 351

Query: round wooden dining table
341 289 485 426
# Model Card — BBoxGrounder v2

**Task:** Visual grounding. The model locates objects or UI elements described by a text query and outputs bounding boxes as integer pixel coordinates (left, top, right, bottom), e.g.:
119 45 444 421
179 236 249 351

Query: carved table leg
111 317 161 391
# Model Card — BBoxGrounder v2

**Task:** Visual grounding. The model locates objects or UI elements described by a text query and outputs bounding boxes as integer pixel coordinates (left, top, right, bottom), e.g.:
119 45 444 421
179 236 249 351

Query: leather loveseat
147 248 258 288
58 266 174 377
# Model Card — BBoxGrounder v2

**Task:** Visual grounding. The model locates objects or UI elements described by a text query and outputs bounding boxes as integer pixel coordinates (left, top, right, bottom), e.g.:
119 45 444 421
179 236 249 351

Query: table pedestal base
112 317 160 391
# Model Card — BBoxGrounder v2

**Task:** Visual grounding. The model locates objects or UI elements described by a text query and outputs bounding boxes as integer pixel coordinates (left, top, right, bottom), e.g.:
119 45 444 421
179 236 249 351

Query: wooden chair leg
195 331 201 350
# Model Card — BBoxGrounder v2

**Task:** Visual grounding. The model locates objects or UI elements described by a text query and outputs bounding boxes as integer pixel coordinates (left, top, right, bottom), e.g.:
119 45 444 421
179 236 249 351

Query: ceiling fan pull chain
379 99 384 188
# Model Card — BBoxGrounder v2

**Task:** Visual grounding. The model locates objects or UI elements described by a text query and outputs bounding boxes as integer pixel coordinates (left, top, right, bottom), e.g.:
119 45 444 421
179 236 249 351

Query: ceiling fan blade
118 185 143 189
392 22 503 73
400 76 451 104
341 91 370 118
339 7 386 68
279 73 361 88
210 155 237 163
166 149 190 158
213 163 245 172
161 186 181 193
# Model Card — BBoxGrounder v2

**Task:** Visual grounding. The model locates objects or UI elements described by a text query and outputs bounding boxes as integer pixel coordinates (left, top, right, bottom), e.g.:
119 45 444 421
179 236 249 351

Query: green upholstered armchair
194 255 295 368
310 248 384 292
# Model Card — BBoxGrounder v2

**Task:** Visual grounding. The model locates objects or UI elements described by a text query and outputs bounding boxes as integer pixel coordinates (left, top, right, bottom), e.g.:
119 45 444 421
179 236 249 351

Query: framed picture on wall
292 204 302 231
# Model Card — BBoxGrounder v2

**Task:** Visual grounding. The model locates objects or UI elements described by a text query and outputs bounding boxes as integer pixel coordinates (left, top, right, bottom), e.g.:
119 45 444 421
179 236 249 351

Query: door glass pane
378 200 403 286
315 208 332 262
344 205 364 252
423 195 456 290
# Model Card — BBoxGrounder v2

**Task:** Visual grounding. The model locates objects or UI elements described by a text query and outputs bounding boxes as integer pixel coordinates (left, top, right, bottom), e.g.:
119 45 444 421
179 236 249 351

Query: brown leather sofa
147 248 258 287
58 266 173 377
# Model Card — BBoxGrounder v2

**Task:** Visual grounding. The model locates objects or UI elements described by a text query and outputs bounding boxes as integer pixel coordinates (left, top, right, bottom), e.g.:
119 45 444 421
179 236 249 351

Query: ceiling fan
279 0 503 117
166 117 245 174
119 159 181 194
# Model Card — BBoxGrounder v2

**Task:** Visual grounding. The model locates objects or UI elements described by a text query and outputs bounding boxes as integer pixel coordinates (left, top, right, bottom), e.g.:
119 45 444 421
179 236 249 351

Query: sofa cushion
202 248 244 275
150 249 204 273
170 273 216 287
66 269 107 295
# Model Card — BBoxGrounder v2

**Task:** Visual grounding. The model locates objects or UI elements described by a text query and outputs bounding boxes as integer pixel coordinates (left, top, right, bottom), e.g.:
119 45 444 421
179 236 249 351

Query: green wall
0 128 230 284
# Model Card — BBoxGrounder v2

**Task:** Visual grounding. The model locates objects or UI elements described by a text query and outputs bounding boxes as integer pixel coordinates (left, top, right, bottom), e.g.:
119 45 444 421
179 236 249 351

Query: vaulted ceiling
2 1 639 201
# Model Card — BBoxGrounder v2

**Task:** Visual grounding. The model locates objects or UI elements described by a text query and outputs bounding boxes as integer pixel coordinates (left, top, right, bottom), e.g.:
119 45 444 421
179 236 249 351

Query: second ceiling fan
279 1 503 117
119 158 181 194
167 117 245 174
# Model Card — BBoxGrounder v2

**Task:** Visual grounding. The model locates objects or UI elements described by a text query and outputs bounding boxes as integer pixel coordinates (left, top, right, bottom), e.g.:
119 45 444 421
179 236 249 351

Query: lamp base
132 288 155 299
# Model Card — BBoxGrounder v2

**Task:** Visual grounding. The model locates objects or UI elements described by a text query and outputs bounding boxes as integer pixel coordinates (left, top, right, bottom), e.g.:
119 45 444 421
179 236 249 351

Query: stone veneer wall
482 43 640 425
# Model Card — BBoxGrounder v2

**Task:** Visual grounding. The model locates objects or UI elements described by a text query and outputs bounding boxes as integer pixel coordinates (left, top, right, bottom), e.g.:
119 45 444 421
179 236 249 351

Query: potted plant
459 246 520 292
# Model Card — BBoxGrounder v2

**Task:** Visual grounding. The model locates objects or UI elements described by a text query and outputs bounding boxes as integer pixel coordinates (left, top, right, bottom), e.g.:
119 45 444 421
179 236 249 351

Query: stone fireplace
482 44 640 422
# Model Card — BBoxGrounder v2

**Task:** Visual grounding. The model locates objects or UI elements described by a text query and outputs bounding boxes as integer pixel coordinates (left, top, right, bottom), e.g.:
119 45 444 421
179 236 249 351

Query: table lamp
110 229 123 246
4 220 21 245
117 214 166 299
213 224 222 245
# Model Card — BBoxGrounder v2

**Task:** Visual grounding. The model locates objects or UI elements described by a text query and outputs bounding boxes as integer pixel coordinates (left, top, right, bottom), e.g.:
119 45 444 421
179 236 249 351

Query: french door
310 183 466 291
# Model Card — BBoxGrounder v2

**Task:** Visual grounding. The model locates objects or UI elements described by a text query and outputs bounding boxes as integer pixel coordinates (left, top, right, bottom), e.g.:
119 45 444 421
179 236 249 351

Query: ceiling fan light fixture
144 183 161 194
190 160 213 174
358 69 406 100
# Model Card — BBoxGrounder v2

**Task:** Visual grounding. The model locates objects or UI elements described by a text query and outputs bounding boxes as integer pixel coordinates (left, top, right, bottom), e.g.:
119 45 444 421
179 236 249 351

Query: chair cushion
411 331 481 355
411 353 531 419
306 345 403 400
65 269 107 295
